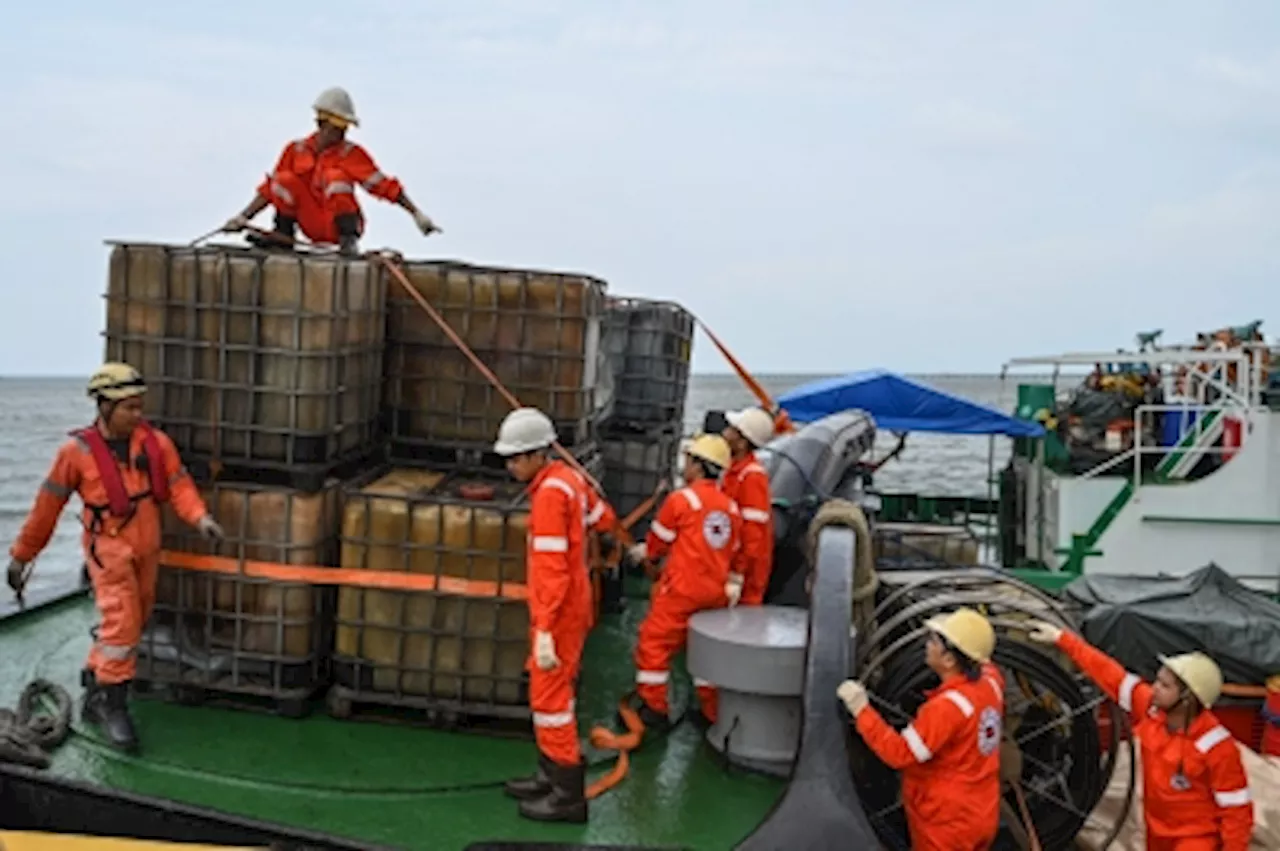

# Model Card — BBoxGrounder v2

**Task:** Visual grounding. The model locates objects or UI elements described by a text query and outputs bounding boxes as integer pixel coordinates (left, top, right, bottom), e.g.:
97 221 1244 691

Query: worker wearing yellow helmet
838 607 1006 850
623 434 742 732
1026 620 1254 850
6 363 223 753
223 86 440 256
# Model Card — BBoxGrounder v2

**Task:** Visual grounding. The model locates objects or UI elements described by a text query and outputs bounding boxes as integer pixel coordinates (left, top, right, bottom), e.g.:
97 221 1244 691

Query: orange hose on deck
586 696 646 799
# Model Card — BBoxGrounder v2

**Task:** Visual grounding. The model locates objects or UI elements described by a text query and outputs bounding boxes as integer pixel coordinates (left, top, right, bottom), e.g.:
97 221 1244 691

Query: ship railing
1129 402 1253 488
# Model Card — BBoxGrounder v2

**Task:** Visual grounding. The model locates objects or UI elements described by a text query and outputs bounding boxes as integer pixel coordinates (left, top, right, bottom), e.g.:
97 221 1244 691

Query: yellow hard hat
1159 652 1223 707
925 607 996 663
87 362 147 401
686 434 731 471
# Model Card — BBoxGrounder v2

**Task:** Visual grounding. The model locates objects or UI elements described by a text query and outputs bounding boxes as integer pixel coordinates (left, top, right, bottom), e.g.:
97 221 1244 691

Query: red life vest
75 422 170 517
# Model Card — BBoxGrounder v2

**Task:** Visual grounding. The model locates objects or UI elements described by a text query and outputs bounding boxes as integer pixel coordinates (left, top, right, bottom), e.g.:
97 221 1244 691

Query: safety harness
75 422 170 540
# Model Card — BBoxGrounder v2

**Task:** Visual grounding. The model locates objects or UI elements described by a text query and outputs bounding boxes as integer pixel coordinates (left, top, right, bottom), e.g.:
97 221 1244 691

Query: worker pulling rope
0 679 73 769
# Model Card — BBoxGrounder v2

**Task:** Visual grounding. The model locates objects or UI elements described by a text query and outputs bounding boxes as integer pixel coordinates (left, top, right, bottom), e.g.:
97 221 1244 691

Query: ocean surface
0 373 1031 603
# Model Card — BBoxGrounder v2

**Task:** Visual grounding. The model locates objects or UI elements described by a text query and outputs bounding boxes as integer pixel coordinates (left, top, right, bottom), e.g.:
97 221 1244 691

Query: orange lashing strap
585 696 645 800
692 315 794 435
158 550 529 601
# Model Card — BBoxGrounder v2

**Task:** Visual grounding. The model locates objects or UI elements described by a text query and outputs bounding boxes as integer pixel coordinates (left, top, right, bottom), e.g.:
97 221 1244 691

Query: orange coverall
1056 632 1254 851
256 134 405 244
721 454 773 606
11 423 207 685
525 459 615 767
855 663 1006 851
635 479 741 722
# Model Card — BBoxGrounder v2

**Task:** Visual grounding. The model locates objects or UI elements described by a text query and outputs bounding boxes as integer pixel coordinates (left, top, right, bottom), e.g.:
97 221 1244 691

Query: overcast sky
4 2 1279 376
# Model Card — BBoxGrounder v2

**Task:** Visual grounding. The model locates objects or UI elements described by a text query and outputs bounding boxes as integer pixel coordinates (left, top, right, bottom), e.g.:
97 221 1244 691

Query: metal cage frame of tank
603 295 694 431
600 424 682 539
101 242 386 488
382 260 611 453
134 479 343 716
329 465 549 725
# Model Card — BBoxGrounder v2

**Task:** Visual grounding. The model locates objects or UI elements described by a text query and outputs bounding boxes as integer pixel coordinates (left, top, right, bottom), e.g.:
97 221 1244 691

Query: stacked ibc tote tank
597 297 695 611
103 243 624 730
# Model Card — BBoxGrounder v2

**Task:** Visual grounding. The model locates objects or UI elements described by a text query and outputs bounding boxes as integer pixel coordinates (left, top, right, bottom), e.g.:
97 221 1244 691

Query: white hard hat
726 407 775 448
313 86 359 128
493 407 557 456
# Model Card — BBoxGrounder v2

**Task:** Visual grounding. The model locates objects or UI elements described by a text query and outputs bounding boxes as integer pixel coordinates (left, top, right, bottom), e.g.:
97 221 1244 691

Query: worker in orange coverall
721 406 776 606
1027 620 1254 851
5 363 223 754
493 407 616 824
838 607 1005 851
223 86 439 255
624 434 742 733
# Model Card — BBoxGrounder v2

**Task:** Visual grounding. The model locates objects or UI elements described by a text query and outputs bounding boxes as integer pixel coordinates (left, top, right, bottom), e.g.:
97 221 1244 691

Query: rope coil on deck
0 679 73 769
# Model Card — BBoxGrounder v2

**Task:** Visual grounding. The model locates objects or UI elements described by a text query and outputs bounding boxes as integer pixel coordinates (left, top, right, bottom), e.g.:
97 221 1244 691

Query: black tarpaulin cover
1063 563 1280 685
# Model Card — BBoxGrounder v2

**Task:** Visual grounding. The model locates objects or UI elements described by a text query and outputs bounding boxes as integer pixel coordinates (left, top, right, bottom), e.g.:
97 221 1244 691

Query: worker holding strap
1025 620 1253 850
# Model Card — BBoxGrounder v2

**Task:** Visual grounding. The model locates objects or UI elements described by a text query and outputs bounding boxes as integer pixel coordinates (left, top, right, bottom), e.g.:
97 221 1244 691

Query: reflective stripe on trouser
529 620 588 767
266 170 362 244
693 678 718 724
85 534 159 685
634 590 719 718
1146 836 1221 851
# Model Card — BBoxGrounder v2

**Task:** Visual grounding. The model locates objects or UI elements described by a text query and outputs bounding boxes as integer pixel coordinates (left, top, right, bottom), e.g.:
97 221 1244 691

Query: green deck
0 592 783 851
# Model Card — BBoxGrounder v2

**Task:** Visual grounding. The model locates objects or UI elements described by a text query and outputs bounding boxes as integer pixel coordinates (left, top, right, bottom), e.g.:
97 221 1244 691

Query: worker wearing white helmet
720 406 776 606
224 86 439 256
1026 621 1254 849
494 407 616 823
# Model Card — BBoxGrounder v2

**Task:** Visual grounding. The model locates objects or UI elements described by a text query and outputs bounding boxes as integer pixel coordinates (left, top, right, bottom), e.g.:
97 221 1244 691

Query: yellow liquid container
140 480 342 709
102 243 384 479
383 261 608 449
332 469 532 715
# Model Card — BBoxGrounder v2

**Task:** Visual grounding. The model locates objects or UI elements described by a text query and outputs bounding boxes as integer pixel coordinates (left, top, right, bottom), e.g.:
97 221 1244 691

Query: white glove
837 679 869 717
725 573 744 607
222 215 250 232
197 515 225 542
627 543 647 565
413 210 440 236
1026 620 1064 645
534 630 559 671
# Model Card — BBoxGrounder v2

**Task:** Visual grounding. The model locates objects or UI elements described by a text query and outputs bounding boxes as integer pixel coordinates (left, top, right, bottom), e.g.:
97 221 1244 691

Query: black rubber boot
335 213 360 257
245 214 296 252
274 213 298 240
504 754 553 800
517 760 587 823
82 674 139 754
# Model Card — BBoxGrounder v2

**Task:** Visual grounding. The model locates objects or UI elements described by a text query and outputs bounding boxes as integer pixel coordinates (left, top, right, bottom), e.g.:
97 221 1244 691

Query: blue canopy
777 369 1045 438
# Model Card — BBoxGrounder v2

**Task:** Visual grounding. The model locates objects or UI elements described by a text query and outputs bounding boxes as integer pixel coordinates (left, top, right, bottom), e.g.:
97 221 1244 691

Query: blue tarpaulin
777 369 1045 438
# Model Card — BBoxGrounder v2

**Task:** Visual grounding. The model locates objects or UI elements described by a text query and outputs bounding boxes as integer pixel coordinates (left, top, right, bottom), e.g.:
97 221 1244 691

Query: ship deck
0 590 783 851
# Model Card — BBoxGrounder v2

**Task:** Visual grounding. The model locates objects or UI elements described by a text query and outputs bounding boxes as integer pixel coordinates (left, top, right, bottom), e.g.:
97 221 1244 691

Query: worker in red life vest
624 434 742 732
5 363 223 753
1026 620 1254 851
223 87 439 256
493 407 616 823
721 406 775 606
838 607 1005 851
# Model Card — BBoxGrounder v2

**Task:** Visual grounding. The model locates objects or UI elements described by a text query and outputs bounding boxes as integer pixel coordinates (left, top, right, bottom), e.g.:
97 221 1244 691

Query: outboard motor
704 409 876 605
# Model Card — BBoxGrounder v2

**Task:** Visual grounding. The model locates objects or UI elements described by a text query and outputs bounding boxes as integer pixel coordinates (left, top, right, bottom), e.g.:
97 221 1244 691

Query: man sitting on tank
223 87 439 256
623 434 743 733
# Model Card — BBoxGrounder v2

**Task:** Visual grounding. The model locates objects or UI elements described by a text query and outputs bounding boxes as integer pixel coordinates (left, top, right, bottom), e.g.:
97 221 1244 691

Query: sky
3 2 1280 376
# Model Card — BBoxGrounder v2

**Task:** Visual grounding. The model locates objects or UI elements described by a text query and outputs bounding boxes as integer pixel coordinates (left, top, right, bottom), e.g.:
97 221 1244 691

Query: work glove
6 559 29 595
413 210 440 236
222 214 250 233
725 573 744 607
626 543 647 567
837 679 869 717
533 630 559 671
1025 620 1064 645
197 515 226 542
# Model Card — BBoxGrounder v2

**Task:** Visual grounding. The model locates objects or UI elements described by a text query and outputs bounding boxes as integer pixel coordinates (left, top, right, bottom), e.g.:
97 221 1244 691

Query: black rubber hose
852 638 1112 851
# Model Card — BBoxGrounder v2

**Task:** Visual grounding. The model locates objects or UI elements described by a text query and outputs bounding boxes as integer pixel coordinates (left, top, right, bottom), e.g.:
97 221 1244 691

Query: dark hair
935 632 981 681
695 459 723 480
